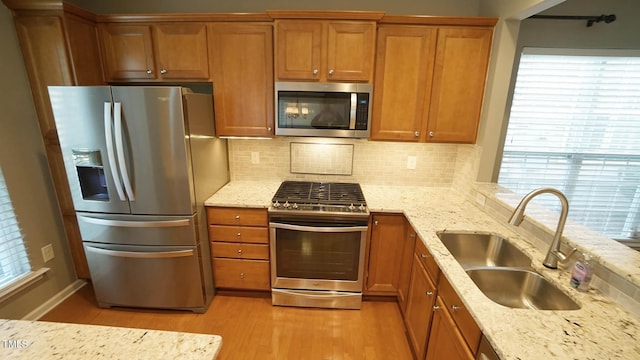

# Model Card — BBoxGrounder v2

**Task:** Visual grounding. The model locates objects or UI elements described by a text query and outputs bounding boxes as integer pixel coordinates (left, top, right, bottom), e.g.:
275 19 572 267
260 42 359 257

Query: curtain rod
529 14 616 27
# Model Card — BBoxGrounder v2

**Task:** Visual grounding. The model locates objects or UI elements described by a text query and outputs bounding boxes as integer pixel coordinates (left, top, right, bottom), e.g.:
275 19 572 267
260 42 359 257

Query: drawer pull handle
239 272 244 279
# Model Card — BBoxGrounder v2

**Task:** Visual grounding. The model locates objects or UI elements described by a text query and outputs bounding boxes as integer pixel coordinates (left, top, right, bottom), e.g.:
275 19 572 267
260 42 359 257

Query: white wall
0 4 78 319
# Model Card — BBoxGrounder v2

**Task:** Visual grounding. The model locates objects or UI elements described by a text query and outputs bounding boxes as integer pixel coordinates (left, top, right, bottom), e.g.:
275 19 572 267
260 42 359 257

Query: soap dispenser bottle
570 253 592 292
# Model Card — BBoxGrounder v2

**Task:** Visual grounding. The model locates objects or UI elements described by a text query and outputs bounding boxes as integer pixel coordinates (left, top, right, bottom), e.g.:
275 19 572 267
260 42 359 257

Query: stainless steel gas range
268 181 369 309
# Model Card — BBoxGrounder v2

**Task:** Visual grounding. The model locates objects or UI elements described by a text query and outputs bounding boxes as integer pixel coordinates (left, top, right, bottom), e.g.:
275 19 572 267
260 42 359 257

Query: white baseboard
22 279 87 321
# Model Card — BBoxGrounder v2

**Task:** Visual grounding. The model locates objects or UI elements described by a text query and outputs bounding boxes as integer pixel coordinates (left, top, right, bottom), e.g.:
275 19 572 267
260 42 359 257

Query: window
498 48 640 242
0 166 32 291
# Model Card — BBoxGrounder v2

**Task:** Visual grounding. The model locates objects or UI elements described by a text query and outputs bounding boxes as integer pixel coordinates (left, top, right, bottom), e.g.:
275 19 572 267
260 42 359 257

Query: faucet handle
552 247 578 264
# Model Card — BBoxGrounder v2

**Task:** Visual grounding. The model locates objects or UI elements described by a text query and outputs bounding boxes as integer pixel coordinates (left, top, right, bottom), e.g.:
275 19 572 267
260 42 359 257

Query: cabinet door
326 21 375 82
426 297 475 360
275 20 322 81
427 27 493 143
405 253 437 360
210 23 274 137
397 220 417 313
366 214 405 294
154 23 209 79
99 24 155 80
370 25 437 141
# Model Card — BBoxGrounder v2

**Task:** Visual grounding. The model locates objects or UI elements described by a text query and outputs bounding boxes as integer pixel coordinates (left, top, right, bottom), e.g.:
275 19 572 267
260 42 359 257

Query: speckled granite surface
0 319 222 360
206 181 640 360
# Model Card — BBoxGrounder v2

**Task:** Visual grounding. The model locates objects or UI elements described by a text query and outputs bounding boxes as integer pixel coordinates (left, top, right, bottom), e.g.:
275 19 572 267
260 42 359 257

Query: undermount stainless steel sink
466 268 581 310
437 231 532 270
437 231 581 311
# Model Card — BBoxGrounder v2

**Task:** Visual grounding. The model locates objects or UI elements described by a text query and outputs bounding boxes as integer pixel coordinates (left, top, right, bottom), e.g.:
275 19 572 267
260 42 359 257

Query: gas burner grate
273 181 366 205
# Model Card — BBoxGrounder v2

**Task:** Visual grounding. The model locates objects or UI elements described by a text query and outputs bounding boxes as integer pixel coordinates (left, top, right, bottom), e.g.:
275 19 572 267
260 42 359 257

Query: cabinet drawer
212 242 269 260
213 258 270 290
206 207 268 226
415 238 440 284
438 275 481 354
208 225 269 244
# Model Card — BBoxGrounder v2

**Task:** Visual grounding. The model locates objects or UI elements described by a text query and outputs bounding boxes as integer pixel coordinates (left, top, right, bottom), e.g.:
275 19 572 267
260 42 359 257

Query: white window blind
499 48 640 241
0 167 32 290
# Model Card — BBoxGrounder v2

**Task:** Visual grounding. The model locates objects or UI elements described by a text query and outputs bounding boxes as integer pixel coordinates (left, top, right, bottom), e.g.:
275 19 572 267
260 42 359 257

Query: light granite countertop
206 181 640 360
0 319 222 360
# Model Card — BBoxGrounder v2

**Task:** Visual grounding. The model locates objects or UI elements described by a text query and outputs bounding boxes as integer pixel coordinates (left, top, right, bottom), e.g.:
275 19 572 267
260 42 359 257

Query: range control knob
283 200 290 209
348 203 356 211
358 204 366 212
272 200 280 208
292 203 299 210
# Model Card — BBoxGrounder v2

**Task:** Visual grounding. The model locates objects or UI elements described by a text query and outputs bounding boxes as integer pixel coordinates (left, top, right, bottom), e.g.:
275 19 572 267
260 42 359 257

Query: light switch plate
41 244 54 263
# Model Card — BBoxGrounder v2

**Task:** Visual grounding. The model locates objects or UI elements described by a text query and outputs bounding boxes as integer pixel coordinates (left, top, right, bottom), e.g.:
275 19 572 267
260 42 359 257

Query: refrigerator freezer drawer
84 242 207 312
77 212 198 246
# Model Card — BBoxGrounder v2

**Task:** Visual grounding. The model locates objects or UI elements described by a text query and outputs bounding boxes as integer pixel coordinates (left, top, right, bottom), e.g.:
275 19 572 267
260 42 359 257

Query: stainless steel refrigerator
48 86 229 313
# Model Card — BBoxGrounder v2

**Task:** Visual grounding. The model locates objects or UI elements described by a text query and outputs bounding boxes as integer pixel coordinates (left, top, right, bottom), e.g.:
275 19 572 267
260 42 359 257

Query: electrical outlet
407 156 417 170
251 152 260 164
41 244 54 263
475 193 487 207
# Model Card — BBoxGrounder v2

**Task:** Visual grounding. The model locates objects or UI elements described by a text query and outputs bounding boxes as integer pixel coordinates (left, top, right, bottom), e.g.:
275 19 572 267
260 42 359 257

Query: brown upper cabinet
274 20 376 83
99 23 210 81
371 20 495 143
209 22 274 137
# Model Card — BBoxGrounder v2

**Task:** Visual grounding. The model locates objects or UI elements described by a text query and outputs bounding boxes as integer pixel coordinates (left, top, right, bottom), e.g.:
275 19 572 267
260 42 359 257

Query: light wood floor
40 284 414 360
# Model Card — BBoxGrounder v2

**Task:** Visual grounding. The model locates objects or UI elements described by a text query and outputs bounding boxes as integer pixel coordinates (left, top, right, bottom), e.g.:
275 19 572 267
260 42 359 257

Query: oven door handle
269 222 368 233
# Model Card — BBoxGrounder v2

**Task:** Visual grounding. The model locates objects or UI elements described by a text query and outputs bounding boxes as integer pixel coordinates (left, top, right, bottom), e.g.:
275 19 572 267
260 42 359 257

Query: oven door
269 220 368 293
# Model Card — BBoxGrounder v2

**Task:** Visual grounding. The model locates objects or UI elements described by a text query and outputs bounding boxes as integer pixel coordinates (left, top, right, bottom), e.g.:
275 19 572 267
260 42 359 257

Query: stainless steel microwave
275 82 372 138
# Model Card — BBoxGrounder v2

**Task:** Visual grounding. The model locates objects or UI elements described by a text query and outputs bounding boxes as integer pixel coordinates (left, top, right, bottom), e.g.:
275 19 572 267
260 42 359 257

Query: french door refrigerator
48 86 229 313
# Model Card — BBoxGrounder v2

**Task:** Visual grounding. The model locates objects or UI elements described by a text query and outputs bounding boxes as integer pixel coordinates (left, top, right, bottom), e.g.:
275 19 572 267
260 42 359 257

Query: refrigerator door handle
104 102 127 201
85 245 195 259
78 215 192 228
113 102 135 201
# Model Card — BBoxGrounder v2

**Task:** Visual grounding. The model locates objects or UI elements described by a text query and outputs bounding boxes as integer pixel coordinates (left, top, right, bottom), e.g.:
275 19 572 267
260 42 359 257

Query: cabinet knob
236 232 241 237
374 220 379 225
239 272 244 279
146 69 152 75
160 69 167 75
426 291 433 296
312 68 319 75
414 131 420 137
433 305 440 311
451 305 461 312
328 69 334 76
268 127 272 132
235 215 240 220
429 131 435 137
237 249 242 254
421 253 428 259
409 233 416 238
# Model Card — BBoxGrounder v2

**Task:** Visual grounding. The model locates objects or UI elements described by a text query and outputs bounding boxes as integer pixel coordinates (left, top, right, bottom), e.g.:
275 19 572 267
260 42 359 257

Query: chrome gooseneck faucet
508 188 576 269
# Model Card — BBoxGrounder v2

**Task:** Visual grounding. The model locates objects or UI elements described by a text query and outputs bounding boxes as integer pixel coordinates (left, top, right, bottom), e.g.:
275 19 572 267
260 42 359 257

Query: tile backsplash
228 137 471 186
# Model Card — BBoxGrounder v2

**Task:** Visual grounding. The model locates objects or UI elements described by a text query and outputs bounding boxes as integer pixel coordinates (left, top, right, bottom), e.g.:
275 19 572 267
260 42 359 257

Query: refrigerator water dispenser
72 149 108 201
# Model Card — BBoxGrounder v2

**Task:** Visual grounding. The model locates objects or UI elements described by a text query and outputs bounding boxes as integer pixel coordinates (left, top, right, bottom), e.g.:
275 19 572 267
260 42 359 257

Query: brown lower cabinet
207 206 271 291
425 297 475 360
403 222 481 360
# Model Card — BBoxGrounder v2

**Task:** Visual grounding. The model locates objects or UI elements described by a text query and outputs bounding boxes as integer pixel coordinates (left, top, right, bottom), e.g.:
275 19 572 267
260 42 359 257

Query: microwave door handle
104 102 126 201
349 93 357 130
113 102 135 201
